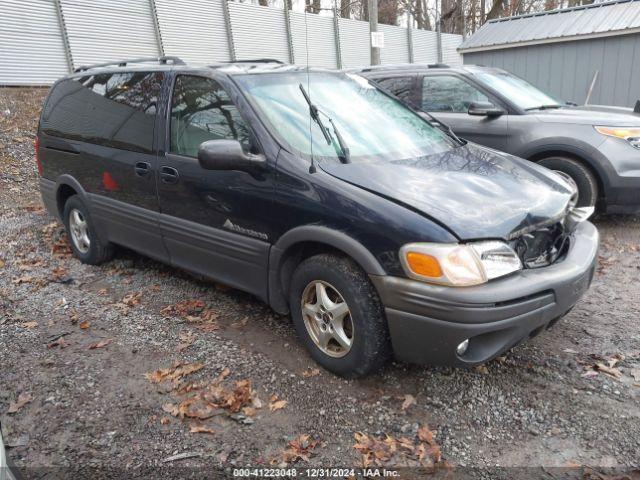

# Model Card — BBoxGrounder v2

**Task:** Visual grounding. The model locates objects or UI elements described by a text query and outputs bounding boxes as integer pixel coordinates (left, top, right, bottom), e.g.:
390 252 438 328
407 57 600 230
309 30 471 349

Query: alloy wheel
69 208 90 254
301 280 354 358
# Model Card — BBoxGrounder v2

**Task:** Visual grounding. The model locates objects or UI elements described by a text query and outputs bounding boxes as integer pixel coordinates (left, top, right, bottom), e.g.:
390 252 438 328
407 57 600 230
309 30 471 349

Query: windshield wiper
524 104 563 111
299 84 350 164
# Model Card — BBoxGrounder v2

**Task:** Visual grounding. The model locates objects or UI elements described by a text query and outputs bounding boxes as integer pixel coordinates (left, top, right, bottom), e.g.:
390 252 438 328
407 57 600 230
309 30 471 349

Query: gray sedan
358 64 640 213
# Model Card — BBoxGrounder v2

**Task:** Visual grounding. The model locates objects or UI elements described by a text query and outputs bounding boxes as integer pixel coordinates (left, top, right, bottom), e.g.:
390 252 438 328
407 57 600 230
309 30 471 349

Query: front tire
62 195 114 265
289 254 391 378
537 156 598 208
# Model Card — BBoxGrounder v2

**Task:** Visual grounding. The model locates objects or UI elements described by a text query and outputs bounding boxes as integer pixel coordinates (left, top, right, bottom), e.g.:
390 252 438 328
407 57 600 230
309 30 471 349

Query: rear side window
41 71 163 153
421 75 489 113
373 76 415 104
170 75 252 158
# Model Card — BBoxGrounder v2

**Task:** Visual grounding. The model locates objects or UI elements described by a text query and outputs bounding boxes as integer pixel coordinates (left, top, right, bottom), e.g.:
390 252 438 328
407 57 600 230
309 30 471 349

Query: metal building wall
379 24 410 64
462 34 640 107
228 3 290 62
0 0 69 85
412 29 439 64
0 0 463 84
59 0 160 68
290 12 338 68
338 18 371 68
154 0 232 64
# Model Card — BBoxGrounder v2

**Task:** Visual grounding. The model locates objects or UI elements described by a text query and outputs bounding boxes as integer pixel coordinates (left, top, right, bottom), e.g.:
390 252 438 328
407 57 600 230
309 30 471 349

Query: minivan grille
509 222 570 269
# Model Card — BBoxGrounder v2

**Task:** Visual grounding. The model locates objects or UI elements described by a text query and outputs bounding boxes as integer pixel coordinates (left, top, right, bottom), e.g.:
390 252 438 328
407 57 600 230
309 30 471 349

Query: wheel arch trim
267 226 387 314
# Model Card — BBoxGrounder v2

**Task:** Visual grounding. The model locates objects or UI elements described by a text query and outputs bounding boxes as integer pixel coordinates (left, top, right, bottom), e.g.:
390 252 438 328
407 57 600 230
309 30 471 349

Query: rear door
157 73 275 300
417 73 509 151
39 71 167 260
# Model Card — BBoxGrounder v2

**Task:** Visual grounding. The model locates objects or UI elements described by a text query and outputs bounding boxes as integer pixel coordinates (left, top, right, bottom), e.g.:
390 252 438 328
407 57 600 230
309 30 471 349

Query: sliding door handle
160 166 179 184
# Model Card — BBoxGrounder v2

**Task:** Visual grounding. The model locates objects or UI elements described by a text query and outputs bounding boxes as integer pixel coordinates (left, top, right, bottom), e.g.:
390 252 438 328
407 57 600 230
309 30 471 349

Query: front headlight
400 241 522 286
594 126 640 149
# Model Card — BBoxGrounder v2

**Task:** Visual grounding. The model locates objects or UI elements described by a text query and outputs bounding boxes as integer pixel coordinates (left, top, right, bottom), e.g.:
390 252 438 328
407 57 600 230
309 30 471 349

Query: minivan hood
535 105 640 126
319 144 573 240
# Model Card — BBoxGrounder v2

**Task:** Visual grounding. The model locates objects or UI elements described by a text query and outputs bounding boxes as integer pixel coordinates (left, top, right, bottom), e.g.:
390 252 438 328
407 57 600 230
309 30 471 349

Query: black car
357 63 640 214
37 58 598 377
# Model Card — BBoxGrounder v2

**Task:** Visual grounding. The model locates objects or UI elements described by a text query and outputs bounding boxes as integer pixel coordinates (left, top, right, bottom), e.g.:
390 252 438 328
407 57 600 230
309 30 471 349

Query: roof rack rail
74 56 185 73
428 63 450 68
223 58 285 64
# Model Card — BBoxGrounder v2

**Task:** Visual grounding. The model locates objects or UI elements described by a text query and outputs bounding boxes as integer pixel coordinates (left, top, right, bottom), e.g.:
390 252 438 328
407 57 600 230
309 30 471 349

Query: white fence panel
229 3 289 62
60 0 160 68
379 24 409 64
442 33 463 66
339 18 370 68
412 29 439 64
290 12 337 68
0 0 69 85
155 0 231 64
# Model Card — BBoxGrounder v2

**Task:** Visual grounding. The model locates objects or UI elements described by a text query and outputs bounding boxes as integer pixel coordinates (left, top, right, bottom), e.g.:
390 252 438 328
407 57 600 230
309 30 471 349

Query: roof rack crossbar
223 58 285 64
74 56 185 73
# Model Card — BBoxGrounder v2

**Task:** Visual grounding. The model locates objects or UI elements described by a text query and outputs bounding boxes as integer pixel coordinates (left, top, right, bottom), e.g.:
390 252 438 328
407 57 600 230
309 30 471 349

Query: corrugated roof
459 0 640 51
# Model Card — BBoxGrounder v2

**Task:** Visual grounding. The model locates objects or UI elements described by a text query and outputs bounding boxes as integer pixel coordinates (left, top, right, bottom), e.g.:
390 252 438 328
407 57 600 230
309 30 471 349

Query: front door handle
160 166 179 184
134 162 151 176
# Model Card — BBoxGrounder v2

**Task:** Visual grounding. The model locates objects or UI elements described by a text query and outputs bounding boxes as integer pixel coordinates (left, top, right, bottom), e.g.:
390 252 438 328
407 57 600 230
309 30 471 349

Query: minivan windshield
234 72 458 162
472 70 563 111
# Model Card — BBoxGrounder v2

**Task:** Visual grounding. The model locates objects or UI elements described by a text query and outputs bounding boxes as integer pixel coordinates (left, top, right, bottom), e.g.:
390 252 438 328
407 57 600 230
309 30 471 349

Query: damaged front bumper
370 221 599 366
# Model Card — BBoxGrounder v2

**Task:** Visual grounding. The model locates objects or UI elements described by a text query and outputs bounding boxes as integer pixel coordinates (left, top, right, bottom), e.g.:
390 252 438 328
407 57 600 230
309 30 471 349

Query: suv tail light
35 136 43 176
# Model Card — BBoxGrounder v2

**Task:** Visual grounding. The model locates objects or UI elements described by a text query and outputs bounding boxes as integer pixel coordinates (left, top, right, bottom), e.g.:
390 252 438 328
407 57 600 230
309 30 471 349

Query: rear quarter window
372 76 415 104
41 71 163 153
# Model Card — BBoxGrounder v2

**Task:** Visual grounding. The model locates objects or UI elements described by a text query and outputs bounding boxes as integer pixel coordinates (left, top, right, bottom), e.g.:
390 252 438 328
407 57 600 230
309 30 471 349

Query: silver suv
358 64 640 213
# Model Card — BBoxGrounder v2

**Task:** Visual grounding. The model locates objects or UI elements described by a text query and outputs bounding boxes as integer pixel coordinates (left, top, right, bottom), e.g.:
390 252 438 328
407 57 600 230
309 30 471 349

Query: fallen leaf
630 369 640 382
160 416 171 425
302 368 320 378
88 338 113 350
189 425 215 434
162 403 180 417
79 321 90 330
177 331 196 352
21 321 38 329
595 363 622 379
475 365 489 375
400 394 416 411
48 337 68 349
271 434 320 466
0 259 5 268
269 399 288 412
8 392 33 414
145 362 204 385
231 317 248 329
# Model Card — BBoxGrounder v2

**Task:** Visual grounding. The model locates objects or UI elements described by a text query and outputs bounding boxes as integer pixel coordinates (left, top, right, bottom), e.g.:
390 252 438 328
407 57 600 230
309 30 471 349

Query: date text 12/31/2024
233 468 401 477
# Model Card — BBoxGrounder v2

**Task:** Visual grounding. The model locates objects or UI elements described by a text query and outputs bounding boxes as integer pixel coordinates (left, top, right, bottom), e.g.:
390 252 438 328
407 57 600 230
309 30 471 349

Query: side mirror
468 102 505 117
197 139 265 173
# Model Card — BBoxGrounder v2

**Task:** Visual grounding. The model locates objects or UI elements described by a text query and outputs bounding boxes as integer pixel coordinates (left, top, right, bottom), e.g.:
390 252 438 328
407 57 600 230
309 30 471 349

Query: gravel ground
1 87 639 479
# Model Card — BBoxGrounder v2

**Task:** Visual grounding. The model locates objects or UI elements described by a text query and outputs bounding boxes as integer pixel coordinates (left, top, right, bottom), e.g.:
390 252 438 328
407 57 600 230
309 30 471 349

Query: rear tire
537 156 598 208
289 253 391 378
62 195 114 265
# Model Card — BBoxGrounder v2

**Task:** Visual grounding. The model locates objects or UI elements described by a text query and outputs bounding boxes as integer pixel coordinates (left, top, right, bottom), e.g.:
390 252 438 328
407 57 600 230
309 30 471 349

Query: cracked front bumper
370 221 599 366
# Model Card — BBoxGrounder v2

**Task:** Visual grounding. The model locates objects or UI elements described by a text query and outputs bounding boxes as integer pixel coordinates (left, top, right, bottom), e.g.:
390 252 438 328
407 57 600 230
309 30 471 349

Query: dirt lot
1 87 639 478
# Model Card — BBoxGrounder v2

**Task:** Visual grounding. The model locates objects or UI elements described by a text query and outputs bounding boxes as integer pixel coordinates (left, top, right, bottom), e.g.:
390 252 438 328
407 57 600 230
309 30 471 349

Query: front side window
41 71 163 153
170 75 252 158
471 70 562 111
421 75 489 113
235 72 457 162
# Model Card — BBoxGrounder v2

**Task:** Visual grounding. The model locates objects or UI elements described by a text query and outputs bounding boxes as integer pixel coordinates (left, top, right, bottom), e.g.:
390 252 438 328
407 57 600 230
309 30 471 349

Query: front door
418 74 509 151
157 74 275 300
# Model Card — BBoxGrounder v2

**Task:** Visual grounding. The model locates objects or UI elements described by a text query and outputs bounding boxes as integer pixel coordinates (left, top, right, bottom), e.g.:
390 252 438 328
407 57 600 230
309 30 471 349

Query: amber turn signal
405 252 443 278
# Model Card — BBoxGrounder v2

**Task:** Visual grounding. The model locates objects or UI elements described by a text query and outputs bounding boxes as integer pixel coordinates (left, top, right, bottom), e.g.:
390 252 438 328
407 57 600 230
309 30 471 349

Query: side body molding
268 225 387 314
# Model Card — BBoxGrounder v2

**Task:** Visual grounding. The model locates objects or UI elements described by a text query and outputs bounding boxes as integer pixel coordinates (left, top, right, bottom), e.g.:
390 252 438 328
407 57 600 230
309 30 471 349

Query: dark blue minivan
37 58 598 377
